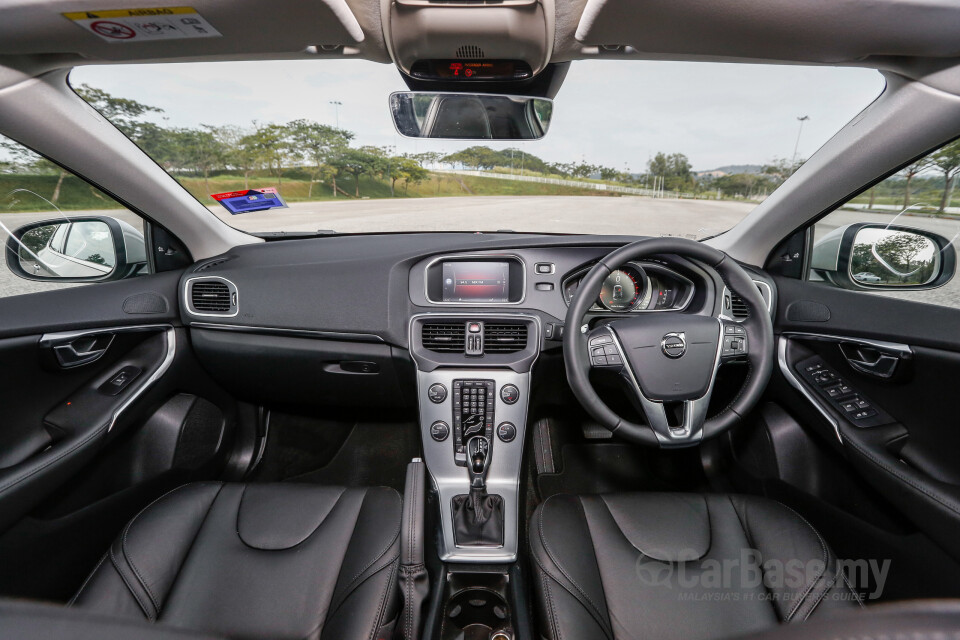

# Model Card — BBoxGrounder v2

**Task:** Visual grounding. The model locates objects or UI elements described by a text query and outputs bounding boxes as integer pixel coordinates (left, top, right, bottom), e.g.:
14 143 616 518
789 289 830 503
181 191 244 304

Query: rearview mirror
5 216 147 283
389 92 553 140
811 222 956 291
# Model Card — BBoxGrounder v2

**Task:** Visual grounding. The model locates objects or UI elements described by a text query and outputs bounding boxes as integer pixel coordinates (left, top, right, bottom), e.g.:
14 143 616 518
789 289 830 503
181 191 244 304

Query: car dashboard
177 232 775 562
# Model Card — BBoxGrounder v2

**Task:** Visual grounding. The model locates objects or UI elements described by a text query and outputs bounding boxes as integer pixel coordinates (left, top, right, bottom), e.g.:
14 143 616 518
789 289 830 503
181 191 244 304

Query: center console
410 313 539 563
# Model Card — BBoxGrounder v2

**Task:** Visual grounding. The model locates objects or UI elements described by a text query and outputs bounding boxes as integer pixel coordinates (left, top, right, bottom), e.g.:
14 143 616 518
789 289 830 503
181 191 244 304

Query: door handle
840 343 900 379
50 333 115 368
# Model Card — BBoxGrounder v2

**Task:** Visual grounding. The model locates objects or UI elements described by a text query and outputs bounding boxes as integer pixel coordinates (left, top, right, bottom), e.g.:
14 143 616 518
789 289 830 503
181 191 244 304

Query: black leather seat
71 482 402 640
530 492 862 640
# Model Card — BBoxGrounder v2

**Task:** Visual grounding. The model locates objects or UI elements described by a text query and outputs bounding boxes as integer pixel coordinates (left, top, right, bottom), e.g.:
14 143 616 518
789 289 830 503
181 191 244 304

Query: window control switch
98 366 142 396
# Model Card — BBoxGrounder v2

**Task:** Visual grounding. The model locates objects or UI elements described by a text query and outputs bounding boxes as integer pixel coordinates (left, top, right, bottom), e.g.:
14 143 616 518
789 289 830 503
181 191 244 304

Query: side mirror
389 92 553 140
5 216 147 283
811 222 956 291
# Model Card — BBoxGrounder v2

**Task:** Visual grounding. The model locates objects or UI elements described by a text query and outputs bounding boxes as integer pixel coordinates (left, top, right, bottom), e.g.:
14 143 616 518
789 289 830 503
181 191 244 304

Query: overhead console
384 0 555 85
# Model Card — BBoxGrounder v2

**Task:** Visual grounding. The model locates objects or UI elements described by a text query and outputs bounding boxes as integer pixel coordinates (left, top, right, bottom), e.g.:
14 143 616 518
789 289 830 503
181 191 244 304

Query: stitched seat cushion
71 482 402 640
530 492 861 640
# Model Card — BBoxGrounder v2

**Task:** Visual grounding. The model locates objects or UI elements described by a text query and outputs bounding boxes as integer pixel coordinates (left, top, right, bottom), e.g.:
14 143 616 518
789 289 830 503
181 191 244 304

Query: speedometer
598 266 644 311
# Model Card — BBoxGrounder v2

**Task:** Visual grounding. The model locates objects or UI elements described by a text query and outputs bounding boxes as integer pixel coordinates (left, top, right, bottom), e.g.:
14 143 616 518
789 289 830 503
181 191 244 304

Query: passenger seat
70 482 402 640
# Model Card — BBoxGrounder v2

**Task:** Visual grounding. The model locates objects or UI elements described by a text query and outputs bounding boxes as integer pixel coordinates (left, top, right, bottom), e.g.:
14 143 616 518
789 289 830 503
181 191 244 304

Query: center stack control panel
427 378 521 466
452 379 495 466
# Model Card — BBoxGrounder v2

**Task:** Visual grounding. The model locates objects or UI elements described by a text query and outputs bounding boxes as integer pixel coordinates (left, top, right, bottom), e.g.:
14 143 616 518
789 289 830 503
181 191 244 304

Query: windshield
70 60 883 237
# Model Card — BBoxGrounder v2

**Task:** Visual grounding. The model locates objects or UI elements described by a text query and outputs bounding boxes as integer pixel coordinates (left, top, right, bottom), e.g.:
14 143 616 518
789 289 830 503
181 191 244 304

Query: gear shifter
467 435 490 488
453 436 504 546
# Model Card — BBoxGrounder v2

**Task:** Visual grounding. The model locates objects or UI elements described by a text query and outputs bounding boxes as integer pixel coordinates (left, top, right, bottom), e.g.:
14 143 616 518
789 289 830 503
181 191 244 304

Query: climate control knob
500 384 520 405
497 422 517 443
430 421 450 442
428 383 447 404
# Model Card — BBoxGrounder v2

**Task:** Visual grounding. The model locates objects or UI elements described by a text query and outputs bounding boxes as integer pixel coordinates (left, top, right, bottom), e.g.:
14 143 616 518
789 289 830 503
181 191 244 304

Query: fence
437 170 701 199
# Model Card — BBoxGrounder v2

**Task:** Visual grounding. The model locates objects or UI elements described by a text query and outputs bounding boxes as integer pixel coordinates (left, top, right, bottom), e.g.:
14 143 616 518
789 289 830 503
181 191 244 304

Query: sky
72 59 886 172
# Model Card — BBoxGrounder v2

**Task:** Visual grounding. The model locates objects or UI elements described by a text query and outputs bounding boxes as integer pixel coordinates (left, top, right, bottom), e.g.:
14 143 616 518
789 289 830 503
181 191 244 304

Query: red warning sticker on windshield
63 7 221 43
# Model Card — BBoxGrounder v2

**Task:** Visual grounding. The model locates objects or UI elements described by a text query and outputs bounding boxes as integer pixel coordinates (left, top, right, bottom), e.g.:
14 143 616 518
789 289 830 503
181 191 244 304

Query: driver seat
530 492 861 640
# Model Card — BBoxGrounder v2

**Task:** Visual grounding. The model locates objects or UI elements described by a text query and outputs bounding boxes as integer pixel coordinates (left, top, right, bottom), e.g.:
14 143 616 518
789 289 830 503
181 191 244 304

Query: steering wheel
563 238 774 447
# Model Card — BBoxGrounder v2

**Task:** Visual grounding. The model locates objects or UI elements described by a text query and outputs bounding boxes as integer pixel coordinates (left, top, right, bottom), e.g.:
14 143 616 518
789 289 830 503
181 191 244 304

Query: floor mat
288 421 419 491
251 410 420 492
537 442 706 499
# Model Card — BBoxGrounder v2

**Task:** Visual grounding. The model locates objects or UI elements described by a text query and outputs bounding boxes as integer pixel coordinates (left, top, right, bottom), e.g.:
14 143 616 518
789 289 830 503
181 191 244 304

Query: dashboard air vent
729 282 769 319
189 278 237 315
483 323 528 354
422 322 466 353
730 292 749 319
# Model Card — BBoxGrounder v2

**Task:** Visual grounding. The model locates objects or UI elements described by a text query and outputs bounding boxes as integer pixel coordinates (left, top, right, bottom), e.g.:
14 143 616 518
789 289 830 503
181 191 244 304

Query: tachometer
598 266 643 311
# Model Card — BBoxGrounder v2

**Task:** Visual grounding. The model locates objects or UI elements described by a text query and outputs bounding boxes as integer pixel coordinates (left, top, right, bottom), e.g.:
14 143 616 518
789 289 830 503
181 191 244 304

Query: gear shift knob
466 436 490 488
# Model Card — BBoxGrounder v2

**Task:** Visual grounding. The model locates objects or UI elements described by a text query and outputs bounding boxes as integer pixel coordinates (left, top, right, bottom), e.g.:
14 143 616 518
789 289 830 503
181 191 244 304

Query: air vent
730 292 749 319
456 45 484 59
188 278 237 316
483 323 527 354
422 322 466 353
729 282 769 319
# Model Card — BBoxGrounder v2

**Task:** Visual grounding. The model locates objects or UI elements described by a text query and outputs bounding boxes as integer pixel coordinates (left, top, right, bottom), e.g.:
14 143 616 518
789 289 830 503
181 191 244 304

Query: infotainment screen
442 261 510 303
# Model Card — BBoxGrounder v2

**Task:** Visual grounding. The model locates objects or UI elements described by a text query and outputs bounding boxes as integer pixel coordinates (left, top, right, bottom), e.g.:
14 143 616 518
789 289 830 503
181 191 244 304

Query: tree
288 119 353 198
216 125 266 189
249 124 296 193
898 158 932 209
598 166 620 181
398 157 429 195
330 147 383 198
931 141 960 213
762 157 803 183
570 162 598 178
411 151 442 169
176 125 227 193
74 84 164 141
647 152 692 190
0 141 68 204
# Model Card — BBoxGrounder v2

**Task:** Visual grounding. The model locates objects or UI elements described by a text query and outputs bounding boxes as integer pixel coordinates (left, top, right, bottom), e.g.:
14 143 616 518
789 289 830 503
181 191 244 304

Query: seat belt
399 458 429 640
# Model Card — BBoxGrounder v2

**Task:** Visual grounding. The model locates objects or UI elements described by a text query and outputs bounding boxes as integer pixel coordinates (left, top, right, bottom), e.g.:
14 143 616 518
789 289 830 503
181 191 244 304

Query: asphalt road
0 197 957 310
211 195 755 238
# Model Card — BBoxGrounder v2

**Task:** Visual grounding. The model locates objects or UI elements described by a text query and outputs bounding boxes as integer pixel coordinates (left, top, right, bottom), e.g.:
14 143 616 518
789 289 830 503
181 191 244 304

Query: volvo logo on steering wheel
661 332 687 359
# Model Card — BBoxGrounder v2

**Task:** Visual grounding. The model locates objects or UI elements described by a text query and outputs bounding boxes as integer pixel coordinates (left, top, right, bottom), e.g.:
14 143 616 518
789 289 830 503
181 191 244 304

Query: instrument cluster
562 261 695 313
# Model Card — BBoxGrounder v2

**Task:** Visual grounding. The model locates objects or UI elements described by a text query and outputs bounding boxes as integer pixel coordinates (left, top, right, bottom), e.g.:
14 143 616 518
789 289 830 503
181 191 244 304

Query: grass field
0 171 618 213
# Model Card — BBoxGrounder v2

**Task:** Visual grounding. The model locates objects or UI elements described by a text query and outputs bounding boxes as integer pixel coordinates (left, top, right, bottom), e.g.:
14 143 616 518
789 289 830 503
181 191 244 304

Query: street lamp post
329 100 343 128
792 115 810 165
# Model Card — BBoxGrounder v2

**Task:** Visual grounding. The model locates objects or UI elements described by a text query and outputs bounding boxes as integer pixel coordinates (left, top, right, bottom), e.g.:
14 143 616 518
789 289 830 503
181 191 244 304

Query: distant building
696 170 728 178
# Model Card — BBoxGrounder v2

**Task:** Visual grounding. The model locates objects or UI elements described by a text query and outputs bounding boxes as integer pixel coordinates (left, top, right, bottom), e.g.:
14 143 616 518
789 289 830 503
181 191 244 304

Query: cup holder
444 587 511 640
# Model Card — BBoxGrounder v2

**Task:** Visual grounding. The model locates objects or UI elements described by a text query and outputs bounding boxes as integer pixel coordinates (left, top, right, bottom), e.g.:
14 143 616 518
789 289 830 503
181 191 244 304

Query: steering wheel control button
500 384 520 404
430 421 450 442
497 422 517 442
661 332 687 359
428 383 448 404
589 334 613 346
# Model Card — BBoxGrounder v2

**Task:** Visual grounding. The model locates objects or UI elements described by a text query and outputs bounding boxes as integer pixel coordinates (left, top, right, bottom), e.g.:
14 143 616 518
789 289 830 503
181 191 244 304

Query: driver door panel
772 274 960 561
